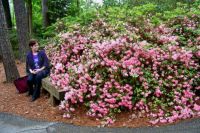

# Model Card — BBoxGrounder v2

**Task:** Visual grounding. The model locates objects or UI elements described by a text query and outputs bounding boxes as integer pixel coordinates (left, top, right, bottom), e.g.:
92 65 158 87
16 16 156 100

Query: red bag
14 76 28 93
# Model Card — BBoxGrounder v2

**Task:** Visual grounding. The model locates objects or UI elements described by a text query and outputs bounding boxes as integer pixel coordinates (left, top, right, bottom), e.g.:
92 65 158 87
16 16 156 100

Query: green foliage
48 0 71 23
42 8 97 38
32 0 43 36
8 29 19 58
48 0 86 23
38 0 200 48
103 0 120 7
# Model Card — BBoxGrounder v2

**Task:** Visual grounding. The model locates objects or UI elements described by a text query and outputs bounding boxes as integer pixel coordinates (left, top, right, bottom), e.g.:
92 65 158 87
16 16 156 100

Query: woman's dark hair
29 39 37 47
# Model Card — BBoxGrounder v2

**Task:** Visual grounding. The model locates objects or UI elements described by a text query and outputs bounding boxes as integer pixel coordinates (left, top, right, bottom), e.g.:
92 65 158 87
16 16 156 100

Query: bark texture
13 0 29 62
0 0 20 82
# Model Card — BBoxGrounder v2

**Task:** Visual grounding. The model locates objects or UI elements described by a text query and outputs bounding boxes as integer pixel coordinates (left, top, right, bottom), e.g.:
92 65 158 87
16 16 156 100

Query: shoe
26 93 32 97
30 97 37 102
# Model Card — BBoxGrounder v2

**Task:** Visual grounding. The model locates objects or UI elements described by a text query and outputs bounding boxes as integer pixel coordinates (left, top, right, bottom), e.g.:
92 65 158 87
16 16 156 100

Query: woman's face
31 43 39 52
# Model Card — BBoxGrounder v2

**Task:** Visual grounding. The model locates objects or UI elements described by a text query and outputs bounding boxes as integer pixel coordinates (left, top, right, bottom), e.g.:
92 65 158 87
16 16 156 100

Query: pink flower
196 51 200 58
160 118 167 123
70 108 75 112
155 88 162 97
149 119 159 125
55 63 63 70
106 117 114 124
172 54 179 60
193 104 200 111
63 113 71 118
168 118 174 123
105 98 116 104
183 90 194 99
59 101 65 110
158 109 164 117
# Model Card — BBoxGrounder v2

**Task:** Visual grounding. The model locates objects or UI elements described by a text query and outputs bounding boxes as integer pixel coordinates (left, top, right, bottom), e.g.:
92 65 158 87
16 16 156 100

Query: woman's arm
37 66 46 71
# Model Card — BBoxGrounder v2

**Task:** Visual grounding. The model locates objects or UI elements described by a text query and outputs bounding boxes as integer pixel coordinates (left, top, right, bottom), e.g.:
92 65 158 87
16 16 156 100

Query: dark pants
27 70 49 99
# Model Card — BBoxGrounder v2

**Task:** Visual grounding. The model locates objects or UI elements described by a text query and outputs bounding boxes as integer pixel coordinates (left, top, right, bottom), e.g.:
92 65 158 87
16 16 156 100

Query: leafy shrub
45 17 200 125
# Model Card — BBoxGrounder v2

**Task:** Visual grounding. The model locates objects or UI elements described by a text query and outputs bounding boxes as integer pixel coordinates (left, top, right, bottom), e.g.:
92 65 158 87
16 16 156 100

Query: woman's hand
29 66 45 74
29 69 37 74
34 66 45 74
33 69 41 74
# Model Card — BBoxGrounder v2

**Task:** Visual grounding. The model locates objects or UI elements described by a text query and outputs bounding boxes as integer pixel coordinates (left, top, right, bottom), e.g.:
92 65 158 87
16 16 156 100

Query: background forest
1 0 198 58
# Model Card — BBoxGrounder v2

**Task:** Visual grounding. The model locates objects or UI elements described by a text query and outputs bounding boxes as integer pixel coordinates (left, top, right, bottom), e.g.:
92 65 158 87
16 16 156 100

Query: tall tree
0 0 20 82
0 45 2 60
77 0 80 14
27 0 32 35
42 0 49 27
13 0 29 61
2 0 12 28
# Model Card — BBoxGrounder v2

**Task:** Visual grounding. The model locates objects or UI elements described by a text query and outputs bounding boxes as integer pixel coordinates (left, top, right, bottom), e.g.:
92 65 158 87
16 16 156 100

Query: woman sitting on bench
26 39 50 102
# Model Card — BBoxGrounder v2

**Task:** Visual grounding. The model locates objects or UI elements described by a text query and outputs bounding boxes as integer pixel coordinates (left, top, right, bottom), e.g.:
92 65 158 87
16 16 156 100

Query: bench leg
49 95 56 107
41 87 46 94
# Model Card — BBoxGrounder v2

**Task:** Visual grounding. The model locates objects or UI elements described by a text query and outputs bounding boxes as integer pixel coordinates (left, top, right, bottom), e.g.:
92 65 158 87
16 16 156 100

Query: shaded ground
0 61 199 128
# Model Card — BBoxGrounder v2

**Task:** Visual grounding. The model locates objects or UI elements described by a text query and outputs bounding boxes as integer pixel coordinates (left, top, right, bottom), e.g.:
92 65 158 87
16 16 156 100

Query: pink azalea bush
45 18 200 126
169 15 200 47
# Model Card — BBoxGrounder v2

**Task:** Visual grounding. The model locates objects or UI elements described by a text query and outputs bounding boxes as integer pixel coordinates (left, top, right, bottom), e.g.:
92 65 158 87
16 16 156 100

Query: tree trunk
77 0 80 15
0 45 2 61
0 0 20 82
42 0 49 27
13 0 29 62
2 0 12 29
27 0 32 35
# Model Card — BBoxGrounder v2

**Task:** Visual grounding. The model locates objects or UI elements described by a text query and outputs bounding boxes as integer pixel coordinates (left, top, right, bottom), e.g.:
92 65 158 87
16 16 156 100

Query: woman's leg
27 74 35 96
32 70 48 100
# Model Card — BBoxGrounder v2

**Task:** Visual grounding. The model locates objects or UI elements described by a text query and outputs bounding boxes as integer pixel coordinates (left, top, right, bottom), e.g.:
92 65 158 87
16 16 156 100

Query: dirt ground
0 61 198 127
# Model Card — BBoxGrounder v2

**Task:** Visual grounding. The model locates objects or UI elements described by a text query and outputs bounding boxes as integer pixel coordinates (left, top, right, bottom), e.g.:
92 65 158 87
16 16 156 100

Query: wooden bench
42 77 65 106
